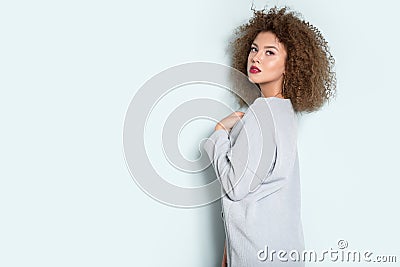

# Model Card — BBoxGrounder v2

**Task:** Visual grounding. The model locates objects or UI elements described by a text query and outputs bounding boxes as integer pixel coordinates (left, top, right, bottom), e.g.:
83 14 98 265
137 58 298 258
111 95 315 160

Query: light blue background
1 0 399 266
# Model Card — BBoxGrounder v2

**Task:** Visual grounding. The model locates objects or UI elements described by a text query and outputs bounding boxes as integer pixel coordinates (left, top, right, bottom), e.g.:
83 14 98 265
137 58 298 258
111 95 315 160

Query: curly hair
230 6 336 112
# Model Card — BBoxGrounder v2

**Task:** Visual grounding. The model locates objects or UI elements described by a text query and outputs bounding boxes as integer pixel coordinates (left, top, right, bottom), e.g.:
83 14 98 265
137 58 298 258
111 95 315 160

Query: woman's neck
259 78 284 99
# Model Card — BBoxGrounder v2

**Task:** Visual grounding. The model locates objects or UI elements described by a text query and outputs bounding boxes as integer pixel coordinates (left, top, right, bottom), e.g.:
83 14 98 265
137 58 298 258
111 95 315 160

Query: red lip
249 65 261 73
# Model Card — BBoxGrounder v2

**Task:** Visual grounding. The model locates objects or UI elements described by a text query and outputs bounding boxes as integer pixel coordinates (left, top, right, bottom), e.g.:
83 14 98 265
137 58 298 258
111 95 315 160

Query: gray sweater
203 97 305 266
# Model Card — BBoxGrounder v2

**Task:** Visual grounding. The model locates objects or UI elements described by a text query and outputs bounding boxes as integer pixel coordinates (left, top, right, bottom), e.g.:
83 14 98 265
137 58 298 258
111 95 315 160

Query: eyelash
250 46 275 55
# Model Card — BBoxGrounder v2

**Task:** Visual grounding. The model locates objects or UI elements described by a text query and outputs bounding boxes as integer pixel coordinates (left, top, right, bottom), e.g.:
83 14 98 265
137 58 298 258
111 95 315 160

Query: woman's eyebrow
251 43 279 51
264 45 279 51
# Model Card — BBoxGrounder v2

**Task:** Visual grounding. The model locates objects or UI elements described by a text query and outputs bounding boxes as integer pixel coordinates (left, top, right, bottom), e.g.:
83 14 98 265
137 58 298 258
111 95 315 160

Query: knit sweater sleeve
202 98 277 201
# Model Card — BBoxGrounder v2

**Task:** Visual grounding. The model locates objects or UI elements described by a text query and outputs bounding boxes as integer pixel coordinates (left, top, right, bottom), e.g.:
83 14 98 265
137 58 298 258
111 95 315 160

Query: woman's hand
221 241 227 267
215 111 245 132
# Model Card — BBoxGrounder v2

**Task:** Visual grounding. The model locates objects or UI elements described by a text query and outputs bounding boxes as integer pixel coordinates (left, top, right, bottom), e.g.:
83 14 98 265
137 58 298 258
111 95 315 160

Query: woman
203 6 336 267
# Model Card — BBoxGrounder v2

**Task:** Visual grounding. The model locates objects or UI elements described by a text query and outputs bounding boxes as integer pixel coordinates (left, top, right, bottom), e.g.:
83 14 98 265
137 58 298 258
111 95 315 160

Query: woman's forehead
253 31 286 51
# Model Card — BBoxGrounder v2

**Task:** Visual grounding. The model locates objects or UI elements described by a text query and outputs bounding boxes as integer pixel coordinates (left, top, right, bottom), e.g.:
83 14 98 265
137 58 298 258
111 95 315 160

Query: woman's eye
250 47 257 52
266 50 275 55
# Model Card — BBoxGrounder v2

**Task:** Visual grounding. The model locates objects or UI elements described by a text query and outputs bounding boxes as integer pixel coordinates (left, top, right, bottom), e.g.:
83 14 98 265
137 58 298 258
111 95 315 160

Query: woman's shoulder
245 97 294 121
247 96 297 133
230 96 296 138
251 96 293 112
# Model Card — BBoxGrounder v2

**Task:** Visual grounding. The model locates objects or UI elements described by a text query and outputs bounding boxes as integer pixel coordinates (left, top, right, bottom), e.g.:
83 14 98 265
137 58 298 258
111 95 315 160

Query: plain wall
1 0 399 266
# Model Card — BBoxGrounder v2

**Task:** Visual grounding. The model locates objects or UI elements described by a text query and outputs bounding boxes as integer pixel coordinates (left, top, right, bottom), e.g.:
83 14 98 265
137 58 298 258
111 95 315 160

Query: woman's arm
203 98 277 201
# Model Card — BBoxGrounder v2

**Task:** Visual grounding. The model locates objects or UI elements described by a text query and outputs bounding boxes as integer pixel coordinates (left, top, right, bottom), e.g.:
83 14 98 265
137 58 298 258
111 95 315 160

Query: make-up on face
247 31 287 96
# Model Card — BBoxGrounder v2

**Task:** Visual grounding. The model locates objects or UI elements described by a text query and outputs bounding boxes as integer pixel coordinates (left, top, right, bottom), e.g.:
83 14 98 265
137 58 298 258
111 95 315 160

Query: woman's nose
252 52 262 63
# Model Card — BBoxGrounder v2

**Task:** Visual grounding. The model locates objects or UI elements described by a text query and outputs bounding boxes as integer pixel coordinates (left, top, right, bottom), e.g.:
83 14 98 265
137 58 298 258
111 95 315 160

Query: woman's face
247 31 287 91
